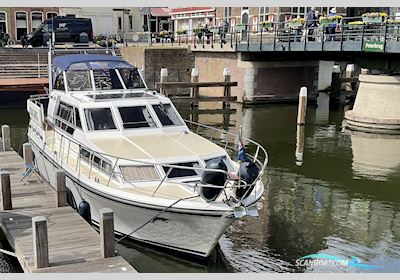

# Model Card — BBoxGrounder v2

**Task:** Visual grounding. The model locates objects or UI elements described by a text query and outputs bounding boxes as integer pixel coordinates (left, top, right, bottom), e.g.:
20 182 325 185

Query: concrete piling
32 216 49 269
55 169 67 207
100 208 115 258
1 171 12 210
297 87 308 125
1 125 11 152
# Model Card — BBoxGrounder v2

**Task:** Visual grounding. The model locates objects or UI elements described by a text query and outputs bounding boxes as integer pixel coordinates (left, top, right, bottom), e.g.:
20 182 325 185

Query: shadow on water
2 94 400 272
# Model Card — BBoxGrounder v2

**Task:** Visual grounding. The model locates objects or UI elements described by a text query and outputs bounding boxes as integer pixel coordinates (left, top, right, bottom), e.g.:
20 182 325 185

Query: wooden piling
55 169 67 207
32 216 49 269
160 68 168 96
23 143 33 168
295 125 305 167
297 87 307 125
345 64 355 92
1 125 11 152
1 171 12 210
330 65 341 107
190 68 199 99
100 208 115 258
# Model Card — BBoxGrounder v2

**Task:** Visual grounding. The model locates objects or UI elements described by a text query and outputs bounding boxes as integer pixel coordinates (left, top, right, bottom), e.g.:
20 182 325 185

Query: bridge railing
135 16 400 52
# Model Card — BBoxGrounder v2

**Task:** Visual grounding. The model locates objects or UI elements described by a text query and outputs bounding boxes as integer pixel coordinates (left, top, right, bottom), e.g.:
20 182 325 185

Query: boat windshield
64 61 145 92
152 104 183 126
118 106 157 129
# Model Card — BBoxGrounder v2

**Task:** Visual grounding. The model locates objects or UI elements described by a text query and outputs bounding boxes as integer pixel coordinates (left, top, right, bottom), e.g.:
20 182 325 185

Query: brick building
170 7 215 36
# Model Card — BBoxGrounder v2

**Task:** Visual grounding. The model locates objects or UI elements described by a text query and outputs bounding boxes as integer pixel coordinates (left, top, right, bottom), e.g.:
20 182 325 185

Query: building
0 7 59 40
215 7 347 31
142 7 171 33
170 7 216 35
59 7 143 37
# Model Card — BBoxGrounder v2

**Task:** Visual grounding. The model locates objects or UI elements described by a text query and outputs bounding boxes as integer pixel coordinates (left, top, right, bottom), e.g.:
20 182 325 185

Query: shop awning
150 8 170 17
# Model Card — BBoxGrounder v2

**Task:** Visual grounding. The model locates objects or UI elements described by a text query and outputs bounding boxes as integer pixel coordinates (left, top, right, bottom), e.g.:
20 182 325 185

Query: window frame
15 11 28 40
84 107 118 132
117 105 158 130
0 11 8 33
151 103 184 127
30 11 43 32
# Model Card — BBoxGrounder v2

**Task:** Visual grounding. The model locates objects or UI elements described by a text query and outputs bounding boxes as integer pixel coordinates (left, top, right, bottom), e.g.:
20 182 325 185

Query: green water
1 94 400 272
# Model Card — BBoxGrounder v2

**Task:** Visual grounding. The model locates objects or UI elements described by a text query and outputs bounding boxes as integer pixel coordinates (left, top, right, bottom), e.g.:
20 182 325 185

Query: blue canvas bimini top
52 54 135 71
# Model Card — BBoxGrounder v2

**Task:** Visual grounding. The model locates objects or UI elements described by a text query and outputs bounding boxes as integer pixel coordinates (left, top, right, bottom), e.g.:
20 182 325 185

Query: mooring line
0 248 28 260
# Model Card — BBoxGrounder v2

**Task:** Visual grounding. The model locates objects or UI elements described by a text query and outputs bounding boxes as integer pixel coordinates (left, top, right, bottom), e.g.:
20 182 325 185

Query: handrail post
340 22 345 51
260 26 263 51
247 24 250 51
383 21 388 52
361 24 365 50
107 158 118 186
273 22 277 51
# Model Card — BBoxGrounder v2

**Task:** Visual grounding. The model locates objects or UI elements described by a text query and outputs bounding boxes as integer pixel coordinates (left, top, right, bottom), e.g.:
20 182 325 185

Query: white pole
297 87 307 125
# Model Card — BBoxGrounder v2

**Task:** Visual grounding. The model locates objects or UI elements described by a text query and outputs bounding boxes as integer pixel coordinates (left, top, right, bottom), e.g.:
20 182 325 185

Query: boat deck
0 146 136 273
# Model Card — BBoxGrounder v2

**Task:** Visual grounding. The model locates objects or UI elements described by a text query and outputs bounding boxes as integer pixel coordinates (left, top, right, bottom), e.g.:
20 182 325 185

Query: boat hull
30 139 235 257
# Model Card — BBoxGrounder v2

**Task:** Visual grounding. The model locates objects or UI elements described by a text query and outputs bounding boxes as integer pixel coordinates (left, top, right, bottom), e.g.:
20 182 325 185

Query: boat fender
78 200 92 225
235 161 260 200
200 159 228 202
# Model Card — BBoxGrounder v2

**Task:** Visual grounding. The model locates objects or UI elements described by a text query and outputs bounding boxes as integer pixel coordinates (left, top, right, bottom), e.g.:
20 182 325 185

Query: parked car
24 16 93 47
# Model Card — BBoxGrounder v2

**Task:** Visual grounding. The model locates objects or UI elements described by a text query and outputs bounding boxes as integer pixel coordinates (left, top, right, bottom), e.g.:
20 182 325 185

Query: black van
25 16 93 47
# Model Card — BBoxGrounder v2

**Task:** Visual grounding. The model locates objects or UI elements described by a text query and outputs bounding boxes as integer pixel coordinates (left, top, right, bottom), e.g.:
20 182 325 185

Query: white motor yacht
26 51 268 258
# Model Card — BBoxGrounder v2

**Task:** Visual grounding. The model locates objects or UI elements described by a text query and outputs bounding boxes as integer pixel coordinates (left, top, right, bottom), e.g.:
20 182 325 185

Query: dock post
1 172 12 210
345 64 355 92
160 68 168 96
32 216 49 269
297 87 307 125
223 68 231 108
295 125 305 167
1 125 11 152
23 143 33 169
190 68 199 99
55 169 67 207
330 65 341 107
100 208 115 258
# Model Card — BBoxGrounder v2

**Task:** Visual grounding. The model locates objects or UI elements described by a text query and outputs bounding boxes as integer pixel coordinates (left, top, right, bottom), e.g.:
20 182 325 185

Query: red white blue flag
237 126 247 162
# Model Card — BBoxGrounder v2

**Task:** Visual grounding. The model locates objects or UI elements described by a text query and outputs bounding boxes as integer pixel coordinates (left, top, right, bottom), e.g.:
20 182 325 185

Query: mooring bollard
32 216 49 269
1 171 12 210
190 68 199 99
100 208 115 258
297 87 307 125
55 169 67 207
1 125 11 152
160 68 168 96
330 65 341 107
23 143 33 169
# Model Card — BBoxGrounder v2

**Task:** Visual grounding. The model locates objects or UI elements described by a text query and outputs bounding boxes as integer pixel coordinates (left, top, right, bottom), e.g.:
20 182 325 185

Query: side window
55 102 74 134
75 108 82 129
55 73 65 91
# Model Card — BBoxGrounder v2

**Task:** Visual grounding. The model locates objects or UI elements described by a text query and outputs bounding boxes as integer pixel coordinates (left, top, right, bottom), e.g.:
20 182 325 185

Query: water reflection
347 130 400 182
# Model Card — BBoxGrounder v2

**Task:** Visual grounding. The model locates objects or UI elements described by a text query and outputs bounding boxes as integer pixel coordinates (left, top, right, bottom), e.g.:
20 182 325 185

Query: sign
363 41 384 52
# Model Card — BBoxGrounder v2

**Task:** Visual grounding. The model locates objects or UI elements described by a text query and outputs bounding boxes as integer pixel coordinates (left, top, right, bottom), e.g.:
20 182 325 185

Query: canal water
1 93 400 272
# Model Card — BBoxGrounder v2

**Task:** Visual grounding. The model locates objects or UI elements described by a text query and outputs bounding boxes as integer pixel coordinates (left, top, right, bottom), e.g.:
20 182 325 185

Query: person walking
220 19 229 44
306 7 318 41
327 8 337 41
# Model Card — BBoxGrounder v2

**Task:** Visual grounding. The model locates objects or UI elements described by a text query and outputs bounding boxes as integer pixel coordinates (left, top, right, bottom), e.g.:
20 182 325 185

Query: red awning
150 7 170 17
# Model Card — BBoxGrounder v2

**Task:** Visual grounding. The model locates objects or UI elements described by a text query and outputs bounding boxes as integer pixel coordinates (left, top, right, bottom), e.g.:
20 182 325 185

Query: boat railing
42 120 267 200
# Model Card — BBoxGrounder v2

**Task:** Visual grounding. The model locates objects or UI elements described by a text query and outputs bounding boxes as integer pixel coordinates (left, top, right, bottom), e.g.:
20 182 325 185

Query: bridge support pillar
344 74 400 134
243 65 257 103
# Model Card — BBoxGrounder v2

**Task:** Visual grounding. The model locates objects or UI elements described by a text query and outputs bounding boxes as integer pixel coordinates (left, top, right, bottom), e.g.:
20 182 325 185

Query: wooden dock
0 138 136 273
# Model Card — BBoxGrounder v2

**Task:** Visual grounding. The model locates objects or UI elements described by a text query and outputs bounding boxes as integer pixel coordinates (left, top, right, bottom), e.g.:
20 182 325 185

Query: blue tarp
52 54 135 71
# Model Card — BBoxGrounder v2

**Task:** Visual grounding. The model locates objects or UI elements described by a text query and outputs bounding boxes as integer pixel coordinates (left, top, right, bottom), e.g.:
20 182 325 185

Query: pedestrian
220 19 229 44
327 8 337 41
306 7 317 41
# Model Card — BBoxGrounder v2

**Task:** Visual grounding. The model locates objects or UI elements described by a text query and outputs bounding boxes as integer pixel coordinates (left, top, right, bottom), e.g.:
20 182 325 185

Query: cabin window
84 108 117 131
118 106 156 129
163 162 201 178
55 72 65 90
92 68 124 90
75 108 82 129
55 102 75 134
80 148 91 163
118 68 145 89
152 104 183 126
66 70 93 91
120 165 159 181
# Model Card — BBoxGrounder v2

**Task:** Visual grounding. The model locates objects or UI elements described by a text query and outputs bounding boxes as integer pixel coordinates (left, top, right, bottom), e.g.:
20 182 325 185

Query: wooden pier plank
0 148 136 273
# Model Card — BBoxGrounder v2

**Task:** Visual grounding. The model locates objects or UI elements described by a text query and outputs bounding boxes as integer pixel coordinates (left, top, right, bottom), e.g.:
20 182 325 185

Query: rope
0 248 28 260
115 195 199 243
